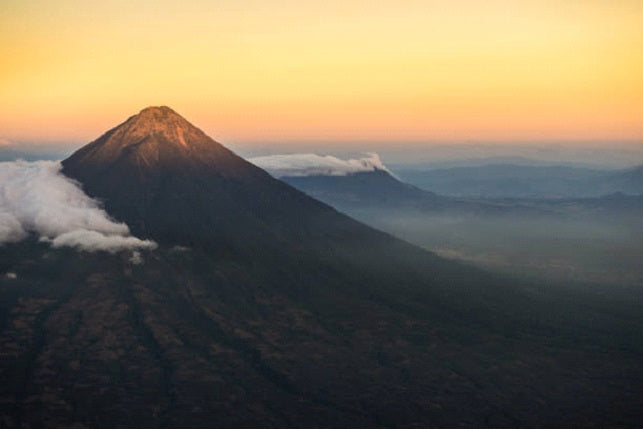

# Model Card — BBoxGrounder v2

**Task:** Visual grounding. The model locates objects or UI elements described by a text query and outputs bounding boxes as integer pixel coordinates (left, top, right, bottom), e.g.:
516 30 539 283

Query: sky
1 0 642 147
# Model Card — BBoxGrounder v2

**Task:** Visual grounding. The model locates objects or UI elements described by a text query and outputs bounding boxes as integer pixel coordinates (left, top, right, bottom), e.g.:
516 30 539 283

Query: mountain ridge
395 163 643 198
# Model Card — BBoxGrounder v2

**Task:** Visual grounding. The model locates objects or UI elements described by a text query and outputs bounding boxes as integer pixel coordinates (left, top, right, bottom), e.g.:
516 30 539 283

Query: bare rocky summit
64 106 250 176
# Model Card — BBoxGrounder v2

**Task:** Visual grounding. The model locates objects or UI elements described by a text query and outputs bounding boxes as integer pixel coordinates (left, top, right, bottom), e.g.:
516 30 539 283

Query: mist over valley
254 153 643 287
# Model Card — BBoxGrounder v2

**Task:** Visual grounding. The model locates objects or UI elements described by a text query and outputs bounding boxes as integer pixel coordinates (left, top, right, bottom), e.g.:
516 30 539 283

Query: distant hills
253 156 642 220
250 154 547 216
278 169 541 216
395 163 643 198
0 142 76 162
1 108 642 426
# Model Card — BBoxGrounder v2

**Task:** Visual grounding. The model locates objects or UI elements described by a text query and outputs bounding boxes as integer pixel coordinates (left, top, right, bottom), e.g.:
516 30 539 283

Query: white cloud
0 160 157 253
46 230 156 253
129 251 144 265
249 152 391 178
0 212 25 244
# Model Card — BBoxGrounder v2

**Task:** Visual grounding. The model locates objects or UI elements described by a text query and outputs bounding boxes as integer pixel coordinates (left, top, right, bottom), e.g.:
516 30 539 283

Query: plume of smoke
249 152 391 178
0 160 157 253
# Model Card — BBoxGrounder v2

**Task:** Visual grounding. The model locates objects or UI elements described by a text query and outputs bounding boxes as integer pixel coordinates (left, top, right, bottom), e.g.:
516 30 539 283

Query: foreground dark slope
0 107 641 427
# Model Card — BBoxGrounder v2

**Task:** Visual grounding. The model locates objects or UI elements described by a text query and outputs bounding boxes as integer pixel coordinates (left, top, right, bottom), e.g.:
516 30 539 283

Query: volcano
0 107 641 427
62 106 365 250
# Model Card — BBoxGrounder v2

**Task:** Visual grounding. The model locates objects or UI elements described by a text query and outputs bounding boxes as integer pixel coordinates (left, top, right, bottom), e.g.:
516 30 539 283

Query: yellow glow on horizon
1 0 642 144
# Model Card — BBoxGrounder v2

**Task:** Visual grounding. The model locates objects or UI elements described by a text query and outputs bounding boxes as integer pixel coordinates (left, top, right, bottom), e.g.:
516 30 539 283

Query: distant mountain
283 168 448 207
281 169 642 217
0 143 76 162
395 164 643 198
1 107 642 427
281 169 502 213
0 148 61 162
387 156 607 170
480 192 643 217
252 160 553 219
250 154 541 216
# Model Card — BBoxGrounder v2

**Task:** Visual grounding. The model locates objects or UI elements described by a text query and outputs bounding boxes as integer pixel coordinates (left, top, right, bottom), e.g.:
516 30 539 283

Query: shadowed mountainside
0 107 641 427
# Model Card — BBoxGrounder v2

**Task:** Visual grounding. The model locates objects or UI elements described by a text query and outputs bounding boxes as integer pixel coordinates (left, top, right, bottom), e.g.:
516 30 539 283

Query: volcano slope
0 107 641 427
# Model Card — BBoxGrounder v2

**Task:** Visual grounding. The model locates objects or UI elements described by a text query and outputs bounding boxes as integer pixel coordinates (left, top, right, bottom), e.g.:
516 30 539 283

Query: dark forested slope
0 107 641 427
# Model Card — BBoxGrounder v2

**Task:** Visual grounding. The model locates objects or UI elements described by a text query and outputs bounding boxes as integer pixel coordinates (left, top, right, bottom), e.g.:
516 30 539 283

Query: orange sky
1 0 642 145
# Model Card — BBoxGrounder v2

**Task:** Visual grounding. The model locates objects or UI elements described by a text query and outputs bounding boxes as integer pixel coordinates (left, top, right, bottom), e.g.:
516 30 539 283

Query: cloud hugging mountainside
249 152 392 177
0 160 156 252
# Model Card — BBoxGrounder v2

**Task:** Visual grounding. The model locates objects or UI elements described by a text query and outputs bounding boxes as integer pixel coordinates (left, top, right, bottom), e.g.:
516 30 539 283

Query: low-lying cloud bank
249 152 391 177
0 160 157 252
